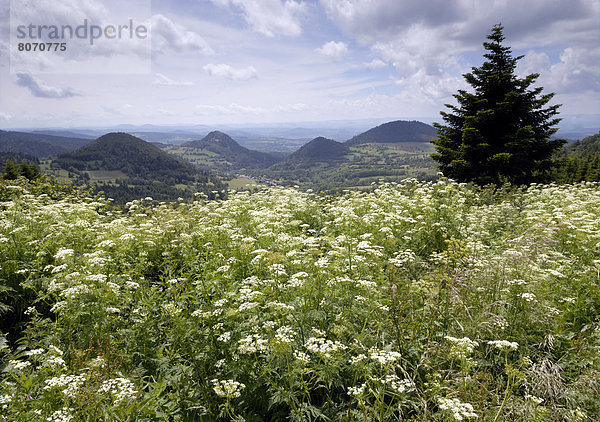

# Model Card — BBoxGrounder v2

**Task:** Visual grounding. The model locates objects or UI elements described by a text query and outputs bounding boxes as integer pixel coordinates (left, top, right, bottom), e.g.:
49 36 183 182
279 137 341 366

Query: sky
0 0 599 129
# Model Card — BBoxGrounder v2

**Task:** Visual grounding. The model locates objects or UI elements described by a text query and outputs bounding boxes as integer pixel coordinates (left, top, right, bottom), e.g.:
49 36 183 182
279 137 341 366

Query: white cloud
363 59 387 69
209 0 307 37
518 50 551 76
0 112 12 121
320 0 600 103
548 47 600 92
203 63 258 81
15 72 79 98
151 14 214 54
316 41 348 61
196 103 265 115
153 73 194 86
517 47 600 94
275 103 308 112
195 102 308 115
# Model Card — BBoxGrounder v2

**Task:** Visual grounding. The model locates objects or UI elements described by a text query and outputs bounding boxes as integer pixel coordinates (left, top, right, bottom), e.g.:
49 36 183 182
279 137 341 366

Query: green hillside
552 132 600 182
2 178 599 421
346 120 437 145
269 137 349 170
51 132 224 203
166 131 279 172
0 130 91 158
262 140 436 190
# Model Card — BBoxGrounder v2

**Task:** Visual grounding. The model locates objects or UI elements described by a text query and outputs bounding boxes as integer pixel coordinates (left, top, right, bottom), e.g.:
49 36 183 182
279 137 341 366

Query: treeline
0 153 41 181
551 133 600 183
95 180 225 204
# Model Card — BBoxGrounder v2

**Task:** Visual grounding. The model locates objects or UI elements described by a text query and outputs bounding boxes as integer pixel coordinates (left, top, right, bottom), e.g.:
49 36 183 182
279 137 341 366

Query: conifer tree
432 24 565 185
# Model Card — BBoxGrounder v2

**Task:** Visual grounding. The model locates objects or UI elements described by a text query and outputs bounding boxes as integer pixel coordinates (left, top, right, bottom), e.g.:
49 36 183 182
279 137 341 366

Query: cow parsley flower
445 336 479 360
488 340 519 351
305 337 347 358
54 248 74 261
238 334 269 354
437 397 478 420
98 377 137 404
370 349 402 365
46 407 76 422
211 379 245 398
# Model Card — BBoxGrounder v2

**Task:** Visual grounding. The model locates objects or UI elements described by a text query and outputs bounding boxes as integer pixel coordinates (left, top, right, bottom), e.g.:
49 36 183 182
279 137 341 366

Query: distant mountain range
0 130 91 158
2 120 446 194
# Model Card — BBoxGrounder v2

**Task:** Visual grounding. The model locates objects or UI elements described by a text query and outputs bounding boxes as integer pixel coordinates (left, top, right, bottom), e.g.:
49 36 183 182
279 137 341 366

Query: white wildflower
348 383 367 397
305 337 347 358
217 332 231 342
46 407 76 422
212 378 245 398
44 374 85 398
98 377 137 404
274 326 295 345
520 292 536 302
370 349 402 365
8 359 31 372
445 336 479 360
488 340 519 351
294 351 310 363
54 248 74 261
238 334 269 354
437 397 478 420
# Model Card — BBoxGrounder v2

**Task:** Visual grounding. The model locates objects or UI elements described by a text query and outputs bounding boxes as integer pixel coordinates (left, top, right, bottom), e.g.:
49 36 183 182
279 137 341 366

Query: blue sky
0 0 599 128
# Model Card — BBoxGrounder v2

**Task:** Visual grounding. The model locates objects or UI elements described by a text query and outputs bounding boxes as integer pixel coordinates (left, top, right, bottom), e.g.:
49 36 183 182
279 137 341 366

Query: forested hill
552 132 600 183
54 132 201 183
181 131 278 169
0 130 91 158
269 136 349 171
53 132 224 203
346 120 437 145
563 132 600 155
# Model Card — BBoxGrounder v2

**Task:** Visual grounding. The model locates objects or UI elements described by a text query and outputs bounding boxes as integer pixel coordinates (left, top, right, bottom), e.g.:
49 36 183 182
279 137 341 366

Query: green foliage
1 178 599 420
551 132 600 183
1 160 41 181
432 24 565 185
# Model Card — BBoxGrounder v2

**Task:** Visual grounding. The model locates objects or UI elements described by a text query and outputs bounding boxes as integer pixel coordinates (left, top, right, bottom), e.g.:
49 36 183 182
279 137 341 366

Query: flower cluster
305 336 347 358
437 397 478 420
488 340 519 351
211 379 245 398
97 377 138 404
445 336 479 360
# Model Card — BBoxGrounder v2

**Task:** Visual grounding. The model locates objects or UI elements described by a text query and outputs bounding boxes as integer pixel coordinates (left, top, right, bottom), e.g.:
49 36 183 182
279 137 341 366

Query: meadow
1 177 599 421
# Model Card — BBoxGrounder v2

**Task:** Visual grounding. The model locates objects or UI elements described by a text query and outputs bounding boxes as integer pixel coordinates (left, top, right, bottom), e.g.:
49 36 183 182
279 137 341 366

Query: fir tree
432 24 565 185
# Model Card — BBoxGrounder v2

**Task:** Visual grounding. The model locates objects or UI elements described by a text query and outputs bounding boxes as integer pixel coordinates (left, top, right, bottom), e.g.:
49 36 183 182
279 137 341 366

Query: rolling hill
269 137 349 171
346 120 437 145
260 122 438 190
166 131 279 171
52 132 224 202
0 130 91 158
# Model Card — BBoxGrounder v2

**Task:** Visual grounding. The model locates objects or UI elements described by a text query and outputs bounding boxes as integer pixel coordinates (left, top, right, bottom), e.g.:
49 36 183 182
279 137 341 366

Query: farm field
1 178 599 421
